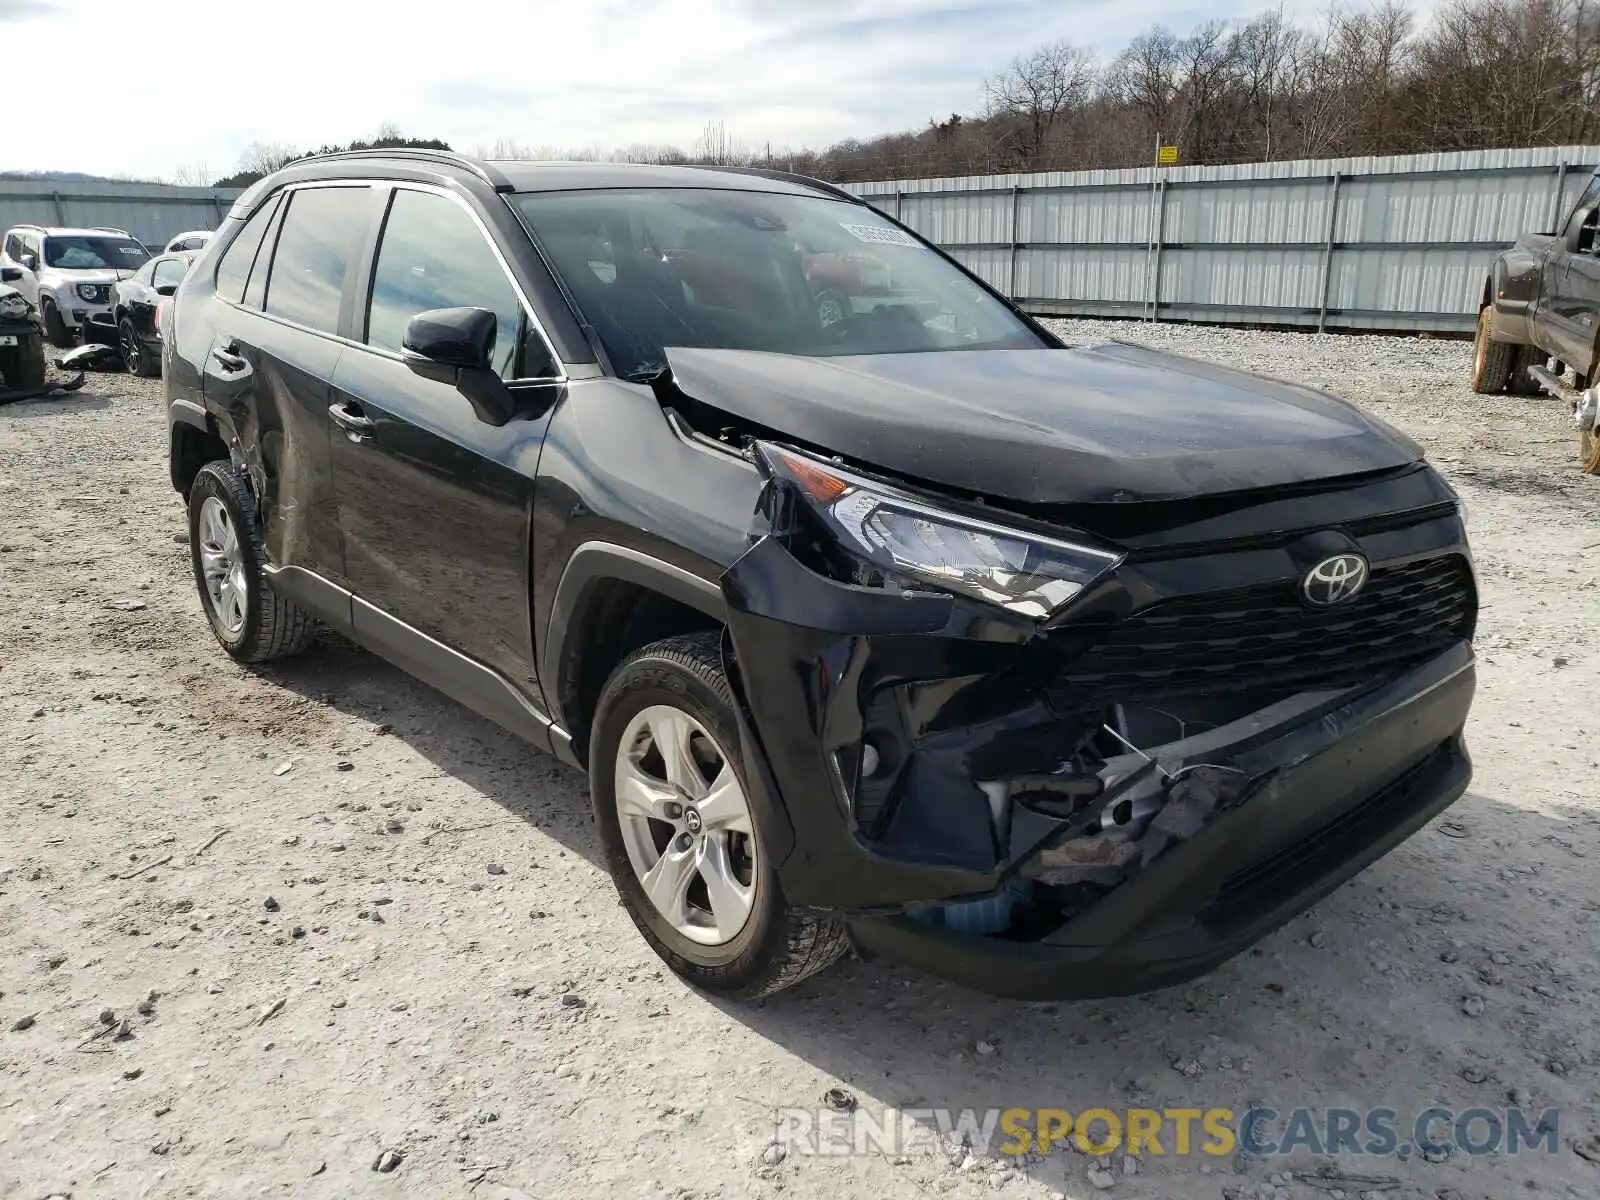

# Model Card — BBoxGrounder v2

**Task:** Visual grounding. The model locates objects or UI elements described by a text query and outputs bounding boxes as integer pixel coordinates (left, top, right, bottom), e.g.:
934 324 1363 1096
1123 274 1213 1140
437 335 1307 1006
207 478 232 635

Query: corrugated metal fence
847 146 1600 333
0 180 243 254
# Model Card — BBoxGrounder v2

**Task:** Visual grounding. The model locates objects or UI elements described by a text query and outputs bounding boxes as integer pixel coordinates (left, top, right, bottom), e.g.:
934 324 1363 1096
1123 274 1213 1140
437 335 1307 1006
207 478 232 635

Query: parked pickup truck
1472 166 1600 470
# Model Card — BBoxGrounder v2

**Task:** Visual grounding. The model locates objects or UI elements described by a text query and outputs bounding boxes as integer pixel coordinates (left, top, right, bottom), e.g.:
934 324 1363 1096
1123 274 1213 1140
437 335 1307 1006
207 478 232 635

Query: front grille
1056 554 1474 700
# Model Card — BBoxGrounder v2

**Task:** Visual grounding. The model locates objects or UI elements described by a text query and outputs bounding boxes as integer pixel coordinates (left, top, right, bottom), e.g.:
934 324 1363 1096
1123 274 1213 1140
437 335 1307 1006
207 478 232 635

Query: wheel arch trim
541 541 727 732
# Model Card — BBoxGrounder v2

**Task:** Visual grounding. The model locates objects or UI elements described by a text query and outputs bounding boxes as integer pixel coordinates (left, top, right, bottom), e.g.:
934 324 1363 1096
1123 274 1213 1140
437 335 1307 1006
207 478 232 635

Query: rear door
328 183 565 704
202 184 383 621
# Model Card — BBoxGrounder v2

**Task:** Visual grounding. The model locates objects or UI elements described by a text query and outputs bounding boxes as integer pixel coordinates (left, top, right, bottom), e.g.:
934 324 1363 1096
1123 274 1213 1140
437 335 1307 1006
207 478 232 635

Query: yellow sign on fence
1157 144 1179 165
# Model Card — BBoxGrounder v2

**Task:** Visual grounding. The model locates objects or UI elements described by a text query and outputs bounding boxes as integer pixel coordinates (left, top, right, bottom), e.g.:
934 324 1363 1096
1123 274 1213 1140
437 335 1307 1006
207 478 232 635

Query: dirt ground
2 325 1598 1200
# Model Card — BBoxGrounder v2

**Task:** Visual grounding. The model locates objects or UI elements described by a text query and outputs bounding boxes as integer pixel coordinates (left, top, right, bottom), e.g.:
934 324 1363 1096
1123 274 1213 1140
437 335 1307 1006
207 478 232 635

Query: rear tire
41 299 73 349
1469 306 1516 394
187 461 317 663
1509 344 1546 396
119 317 158 377
1581 427 1600 475
589 631 848 999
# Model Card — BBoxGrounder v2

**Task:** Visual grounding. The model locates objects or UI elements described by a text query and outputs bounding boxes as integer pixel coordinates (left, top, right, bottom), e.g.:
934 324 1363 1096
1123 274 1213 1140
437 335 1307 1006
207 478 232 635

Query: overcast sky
4 0 1412 181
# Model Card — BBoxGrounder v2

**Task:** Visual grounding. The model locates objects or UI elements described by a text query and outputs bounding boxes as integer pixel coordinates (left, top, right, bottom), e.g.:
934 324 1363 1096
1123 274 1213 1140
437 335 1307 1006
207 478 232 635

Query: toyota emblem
1302 554 1369 607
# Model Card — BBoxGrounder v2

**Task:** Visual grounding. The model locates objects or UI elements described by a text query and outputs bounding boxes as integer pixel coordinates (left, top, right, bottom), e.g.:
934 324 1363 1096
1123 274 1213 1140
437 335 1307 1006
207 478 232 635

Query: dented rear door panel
201 307 346 586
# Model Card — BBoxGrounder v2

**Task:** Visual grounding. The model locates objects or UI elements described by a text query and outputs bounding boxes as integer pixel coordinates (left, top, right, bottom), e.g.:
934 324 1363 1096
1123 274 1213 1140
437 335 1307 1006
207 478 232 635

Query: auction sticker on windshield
841 224 921 247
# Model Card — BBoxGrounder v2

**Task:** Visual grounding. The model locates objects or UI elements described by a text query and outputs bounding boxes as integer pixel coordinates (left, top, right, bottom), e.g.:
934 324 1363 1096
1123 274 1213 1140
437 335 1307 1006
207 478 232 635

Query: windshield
511 188 1043 379
43 236 150 271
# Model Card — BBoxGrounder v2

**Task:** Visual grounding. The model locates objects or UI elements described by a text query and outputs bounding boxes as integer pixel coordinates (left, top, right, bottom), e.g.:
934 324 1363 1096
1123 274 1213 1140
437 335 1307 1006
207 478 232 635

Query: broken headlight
760 443 1123 618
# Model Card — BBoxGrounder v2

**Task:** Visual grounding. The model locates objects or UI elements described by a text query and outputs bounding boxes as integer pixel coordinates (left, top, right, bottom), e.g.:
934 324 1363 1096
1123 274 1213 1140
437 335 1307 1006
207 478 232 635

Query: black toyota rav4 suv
164 150 1476 1000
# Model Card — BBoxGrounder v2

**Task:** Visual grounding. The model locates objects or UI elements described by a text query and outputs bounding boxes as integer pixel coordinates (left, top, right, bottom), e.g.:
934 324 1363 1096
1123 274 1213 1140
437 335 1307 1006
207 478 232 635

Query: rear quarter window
214 196 281 305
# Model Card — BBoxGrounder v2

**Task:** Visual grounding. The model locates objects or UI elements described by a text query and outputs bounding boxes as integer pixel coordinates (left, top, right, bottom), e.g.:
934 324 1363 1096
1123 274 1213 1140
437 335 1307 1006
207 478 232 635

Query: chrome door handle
210 347 246 372
328 401 374 442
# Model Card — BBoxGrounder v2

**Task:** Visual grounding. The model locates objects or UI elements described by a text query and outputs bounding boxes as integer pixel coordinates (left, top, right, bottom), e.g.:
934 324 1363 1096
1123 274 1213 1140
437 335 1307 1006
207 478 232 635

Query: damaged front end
720 442 1476 999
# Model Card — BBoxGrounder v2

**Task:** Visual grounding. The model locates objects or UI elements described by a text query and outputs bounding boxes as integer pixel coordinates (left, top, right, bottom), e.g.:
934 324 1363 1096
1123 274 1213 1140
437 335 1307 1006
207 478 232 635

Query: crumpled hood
662 343 1425 504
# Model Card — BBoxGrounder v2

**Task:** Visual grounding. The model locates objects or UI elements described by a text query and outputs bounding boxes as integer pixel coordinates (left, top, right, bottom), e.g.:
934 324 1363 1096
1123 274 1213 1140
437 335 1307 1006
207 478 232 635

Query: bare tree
238 139 299 176
394 1 1600 184
985 40 1099 168
168 162 214 187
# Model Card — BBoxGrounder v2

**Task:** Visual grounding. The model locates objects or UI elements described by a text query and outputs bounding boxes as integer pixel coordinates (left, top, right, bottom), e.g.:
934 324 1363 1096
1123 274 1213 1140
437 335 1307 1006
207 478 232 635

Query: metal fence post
1148 178 1168 321
51 191 66 225
1317 172 1343 334
1548 161 1569 233
1008 185 1022 298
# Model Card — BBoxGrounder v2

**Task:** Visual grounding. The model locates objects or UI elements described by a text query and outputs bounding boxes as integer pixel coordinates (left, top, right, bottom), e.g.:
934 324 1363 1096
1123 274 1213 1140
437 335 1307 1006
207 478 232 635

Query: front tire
187 462 317 662
1469 306 1518 394
41 299 73 349
589 632 848 999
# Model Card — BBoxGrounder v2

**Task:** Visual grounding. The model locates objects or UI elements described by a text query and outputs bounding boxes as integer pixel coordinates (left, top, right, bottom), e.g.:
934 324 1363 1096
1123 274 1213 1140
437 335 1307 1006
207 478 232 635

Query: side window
243 201 287 310
365 188 555 378
132 260 155 285
3 234 16 261
264 187 376 334
214 195 281 305
153 258 188 288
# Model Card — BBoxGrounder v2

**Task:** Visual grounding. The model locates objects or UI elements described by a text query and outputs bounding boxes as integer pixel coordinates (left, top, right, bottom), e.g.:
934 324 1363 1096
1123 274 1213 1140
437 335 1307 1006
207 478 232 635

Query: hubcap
197 496 247 637
614 704 757 946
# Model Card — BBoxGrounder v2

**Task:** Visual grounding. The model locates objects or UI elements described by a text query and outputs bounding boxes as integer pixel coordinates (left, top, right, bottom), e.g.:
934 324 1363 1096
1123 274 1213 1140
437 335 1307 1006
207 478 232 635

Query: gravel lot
2 323 1598 1200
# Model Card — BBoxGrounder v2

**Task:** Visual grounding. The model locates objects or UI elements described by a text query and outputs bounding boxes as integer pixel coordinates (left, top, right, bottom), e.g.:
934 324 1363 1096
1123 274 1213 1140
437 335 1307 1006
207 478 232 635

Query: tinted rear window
264 187 377 334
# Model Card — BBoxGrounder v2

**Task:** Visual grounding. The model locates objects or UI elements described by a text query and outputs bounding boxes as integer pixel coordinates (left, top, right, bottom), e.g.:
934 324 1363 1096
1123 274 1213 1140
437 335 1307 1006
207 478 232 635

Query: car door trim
264 560 576 763
350 595 572 762
262 564 355 635
541 541 727 729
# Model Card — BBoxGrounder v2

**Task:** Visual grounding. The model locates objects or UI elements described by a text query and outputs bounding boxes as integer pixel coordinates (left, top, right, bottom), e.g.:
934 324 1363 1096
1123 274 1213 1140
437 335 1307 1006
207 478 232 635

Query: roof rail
683 164 863 204
91 226 133 236
10 222 48 232
298 148 515 192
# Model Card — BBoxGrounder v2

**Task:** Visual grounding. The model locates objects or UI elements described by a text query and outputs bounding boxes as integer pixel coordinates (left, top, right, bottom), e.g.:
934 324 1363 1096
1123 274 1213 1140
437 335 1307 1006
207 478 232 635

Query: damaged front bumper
720 534 1474 1000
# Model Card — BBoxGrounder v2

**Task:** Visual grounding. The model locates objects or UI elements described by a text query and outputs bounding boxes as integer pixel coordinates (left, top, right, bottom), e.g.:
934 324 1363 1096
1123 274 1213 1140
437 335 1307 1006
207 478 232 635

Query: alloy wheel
119 323 141 374
197 496 247 636
614 704 757 946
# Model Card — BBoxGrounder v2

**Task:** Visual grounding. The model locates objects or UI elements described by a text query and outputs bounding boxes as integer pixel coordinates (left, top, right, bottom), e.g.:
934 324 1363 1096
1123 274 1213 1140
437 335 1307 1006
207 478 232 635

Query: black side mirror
401 307 517 426
19 253 36 272
1567 206 1597 253
0 266 20 283
155 283 177 297
403 306 496 370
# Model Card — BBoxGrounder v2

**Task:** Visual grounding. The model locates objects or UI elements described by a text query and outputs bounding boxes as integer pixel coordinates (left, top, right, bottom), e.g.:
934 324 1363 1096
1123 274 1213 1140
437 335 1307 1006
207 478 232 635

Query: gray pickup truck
1472 165 1600 471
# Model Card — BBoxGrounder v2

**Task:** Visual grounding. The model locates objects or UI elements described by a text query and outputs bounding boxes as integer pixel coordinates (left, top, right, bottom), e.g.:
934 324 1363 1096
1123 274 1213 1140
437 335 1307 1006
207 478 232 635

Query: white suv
163 230 213 253
0 224 152 347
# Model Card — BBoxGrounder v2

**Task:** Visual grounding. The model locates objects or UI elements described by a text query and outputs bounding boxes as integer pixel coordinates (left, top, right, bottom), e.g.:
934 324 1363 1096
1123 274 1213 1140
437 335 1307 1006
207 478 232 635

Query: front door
327 185 565 705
